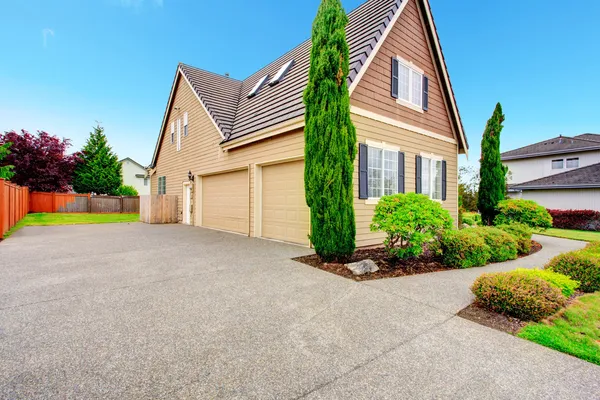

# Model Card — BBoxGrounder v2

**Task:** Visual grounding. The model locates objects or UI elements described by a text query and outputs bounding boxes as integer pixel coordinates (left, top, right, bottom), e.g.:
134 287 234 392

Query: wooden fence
140 195 178 224
0 179 29 238
29 193 140 214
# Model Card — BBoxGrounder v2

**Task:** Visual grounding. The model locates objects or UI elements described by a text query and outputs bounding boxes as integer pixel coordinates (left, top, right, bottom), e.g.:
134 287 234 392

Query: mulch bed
521 240 543 258
457 303 527 335
293 240 543 282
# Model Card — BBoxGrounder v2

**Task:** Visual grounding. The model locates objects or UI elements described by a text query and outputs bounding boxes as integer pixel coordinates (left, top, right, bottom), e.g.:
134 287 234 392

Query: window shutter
422 76 429 111
442 160 447 201
359 143 369 199
415 155 422 194
398 151 405 193
391 57 399 99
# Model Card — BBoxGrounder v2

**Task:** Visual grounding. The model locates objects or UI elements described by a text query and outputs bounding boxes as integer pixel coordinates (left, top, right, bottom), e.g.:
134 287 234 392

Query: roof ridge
179 62 242 82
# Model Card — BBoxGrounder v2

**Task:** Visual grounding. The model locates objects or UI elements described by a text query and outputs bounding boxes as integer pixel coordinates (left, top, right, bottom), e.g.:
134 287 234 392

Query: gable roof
502 134 600 161
119 157 146 170
512 162 600 190
151 0 467 167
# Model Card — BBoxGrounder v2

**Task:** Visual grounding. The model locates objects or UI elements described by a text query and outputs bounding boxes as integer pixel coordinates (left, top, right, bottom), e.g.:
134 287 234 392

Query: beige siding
351 113 458 247
351 0 455 140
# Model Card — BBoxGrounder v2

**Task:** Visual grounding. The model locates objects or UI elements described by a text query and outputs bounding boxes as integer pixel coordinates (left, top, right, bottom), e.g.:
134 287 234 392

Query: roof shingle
512 162 600 190
501 134 600 161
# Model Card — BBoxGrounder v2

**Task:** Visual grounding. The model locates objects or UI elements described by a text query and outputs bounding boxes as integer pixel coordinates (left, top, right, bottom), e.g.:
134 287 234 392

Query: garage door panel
202 170 249 235
262 160 310 245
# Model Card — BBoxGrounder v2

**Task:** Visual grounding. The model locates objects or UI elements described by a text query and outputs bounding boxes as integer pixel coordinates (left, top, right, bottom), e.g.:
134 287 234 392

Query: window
269 60 294 86
176 119 181 151
422 157 443 200
248 75 269 98
368 147 398 198
183 112 188 136
170 122 175 144
566 158 579 168
144 178 149 186
158 176 166 194
552 159 564 169
393 57 424 109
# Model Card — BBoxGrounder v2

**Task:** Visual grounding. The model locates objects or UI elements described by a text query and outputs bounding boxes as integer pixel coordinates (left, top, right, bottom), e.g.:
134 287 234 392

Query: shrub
547 209 600 231
496 222 533 255
471 272 567 321
546 251 600 293
116 185 138 196
371 193 453 259
440 229 491 268
494 199 553 229
580 242 600 258
512 268 580 297
462 215 476 226
473 226 518 262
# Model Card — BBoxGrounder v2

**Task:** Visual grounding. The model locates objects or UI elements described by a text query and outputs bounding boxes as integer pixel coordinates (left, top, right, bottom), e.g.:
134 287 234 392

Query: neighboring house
148 0 468 247
502 134 600 211
120 157 150 196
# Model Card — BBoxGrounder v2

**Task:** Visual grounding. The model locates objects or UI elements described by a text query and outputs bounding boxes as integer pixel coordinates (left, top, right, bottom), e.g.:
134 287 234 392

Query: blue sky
1 0 599 167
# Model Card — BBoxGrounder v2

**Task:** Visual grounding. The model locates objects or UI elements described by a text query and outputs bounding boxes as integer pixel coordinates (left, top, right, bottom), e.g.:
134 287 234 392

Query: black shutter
398 152 405 193
359 144 369 199
391 57 399 99
422 76 429 111
415 155 422 194
442 160 447 201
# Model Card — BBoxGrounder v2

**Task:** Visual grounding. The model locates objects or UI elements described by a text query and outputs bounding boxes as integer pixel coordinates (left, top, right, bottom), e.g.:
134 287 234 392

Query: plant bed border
293 240 542 281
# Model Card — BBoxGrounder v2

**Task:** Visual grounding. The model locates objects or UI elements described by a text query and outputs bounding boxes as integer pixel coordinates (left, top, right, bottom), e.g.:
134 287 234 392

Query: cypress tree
477 103 507 225
73 125 122 195
303 0 357 261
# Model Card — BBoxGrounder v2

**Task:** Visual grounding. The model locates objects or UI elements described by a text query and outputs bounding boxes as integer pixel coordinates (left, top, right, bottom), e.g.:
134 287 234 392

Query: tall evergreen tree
303 0 357 261
73 125 122 195
477 103 507 225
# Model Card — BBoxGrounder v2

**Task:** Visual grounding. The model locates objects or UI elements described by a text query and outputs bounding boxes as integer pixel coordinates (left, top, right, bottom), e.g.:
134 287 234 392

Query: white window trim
566 157 579 169
176 119 181 151
395 55 424 113
183 112 189 137
551 159 564 169
170 122 175 144
420 152 444 202
365 141 401 204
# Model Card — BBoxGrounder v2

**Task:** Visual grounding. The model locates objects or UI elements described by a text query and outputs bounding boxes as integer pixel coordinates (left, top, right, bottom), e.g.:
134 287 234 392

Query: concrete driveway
0 224 598 399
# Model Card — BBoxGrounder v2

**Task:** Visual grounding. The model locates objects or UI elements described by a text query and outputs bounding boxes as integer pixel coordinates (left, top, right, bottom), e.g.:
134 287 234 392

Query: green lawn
4 213 139 238
536 228 600 242
518 292 600 366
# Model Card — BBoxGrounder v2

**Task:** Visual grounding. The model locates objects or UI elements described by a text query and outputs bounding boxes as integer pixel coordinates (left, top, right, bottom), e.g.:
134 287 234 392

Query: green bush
371 193 453 259
471 272 567 321
580 242 600 258
474 226 518 262
462 215 476 226
546 251 600 293
116 185 139 196
496 222 533 255
494 199 553 229
440 229 491 268
512 268 580 297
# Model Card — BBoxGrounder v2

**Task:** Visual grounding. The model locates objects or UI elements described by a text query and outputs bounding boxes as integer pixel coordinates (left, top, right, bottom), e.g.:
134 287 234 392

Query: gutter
512 184 600 190
502 146 600 161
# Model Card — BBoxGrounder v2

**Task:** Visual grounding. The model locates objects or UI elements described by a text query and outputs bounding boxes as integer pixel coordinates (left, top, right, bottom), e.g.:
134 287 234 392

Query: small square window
552 159 564 169
566 158 579 168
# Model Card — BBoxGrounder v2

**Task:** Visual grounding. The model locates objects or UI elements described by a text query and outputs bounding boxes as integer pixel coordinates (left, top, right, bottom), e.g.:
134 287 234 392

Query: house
120 157 150 196
502 134 600 211
148 0 468 247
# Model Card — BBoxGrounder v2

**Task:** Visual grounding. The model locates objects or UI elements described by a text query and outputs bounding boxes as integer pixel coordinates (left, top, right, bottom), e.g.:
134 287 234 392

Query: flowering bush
494 199 552 229
440 229 491 268
547 209 600 231
496 222 533 255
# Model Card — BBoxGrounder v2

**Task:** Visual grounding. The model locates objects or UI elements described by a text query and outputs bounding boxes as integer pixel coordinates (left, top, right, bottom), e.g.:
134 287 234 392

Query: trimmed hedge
512 268 580 297
496 222 533 255
494 199 553 229
547 209 600 231
546 248 600 293
471 272 567 321
440 229 491 268
473 227 518 262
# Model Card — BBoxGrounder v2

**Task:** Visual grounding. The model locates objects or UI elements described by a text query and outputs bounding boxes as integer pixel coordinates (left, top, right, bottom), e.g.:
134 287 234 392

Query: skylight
269 60 294 86
248 75 269 98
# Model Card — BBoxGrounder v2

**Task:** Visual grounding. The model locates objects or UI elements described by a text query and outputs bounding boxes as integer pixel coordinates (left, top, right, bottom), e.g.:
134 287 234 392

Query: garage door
262 160 310 245
202 170 249 234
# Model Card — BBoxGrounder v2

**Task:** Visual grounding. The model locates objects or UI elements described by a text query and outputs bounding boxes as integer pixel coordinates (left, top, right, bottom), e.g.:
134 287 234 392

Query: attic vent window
248 75 269 98
269 60 294 86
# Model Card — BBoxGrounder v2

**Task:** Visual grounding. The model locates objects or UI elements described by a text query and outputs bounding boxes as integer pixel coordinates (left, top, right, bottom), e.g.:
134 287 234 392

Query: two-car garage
198 160 310 246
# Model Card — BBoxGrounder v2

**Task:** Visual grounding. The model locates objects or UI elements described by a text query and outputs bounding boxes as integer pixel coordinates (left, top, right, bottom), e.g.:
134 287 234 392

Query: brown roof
501 134 600 161
179 0 402 142
512 162 600 190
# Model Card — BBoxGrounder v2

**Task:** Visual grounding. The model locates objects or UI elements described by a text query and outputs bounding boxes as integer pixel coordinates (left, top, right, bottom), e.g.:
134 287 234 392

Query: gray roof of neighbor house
501 134 600 161
511 162 600 190
179 0 402 142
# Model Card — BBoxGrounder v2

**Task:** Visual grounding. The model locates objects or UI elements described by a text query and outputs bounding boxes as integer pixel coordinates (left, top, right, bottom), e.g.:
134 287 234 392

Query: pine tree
303 0 357 261
73 125 122 195
477 103 506 225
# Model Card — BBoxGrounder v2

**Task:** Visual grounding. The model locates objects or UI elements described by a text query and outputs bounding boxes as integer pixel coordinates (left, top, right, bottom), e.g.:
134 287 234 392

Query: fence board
140 195 178 224
30 193 139 214
0 179 29 238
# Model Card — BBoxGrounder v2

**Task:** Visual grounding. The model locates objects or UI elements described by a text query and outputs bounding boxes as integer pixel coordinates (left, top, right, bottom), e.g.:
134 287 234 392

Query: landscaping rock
346 259 379 275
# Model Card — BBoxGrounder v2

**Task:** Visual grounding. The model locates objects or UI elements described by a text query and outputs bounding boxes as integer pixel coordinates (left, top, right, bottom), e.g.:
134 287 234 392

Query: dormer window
269 60 294 86
248 75 269 98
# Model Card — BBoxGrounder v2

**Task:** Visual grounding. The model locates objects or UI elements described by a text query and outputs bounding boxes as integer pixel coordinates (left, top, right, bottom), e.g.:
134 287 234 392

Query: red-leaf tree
0 130 81 192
